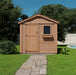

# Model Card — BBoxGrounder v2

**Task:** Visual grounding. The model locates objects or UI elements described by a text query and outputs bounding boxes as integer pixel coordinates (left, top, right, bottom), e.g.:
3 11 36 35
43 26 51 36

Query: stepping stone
40 69 47 75
15 55 47 75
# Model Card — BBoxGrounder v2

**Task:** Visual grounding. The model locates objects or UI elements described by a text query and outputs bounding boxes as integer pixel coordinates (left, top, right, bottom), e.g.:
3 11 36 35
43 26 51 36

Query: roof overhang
18 14 59 24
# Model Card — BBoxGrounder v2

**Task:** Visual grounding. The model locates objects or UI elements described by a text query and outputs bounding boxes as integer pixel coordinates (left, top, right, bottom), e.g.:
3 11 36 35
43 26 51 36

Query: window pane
44 26 50 34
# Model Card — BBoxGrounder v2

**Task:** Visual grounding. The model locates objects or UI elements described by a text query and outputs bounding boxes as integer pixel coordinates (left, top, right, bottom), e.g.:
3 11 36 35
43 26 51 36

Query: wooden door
26 24 39 52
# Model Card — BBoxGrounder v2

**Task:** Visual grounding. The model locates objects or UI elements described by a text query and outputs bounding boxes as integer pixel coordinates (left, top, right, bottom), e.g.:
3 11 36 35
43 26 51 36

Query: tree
0 0 22 42
20 14 28 20
68 25 76 33
34 4 76 42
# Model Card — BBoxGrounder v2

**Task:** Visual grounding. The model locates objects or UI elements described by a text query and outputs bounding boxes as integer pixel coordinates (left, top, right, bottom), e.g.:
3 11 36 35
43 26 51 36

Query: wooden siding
20 14 58 54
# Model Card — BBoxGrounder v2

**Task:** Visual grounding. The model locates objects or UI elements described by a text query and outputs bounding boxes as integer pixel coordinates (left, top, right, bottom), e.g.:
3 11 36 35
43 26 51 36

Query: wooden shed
18 14 59 54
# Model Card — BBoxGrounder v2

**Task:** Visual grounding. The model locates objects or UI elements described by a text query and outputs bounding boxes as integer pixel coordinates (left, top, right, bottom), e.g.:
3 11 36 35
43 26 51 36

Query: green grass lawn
47 45 76 75
16 45 20 53
0 45 76 75
0 45 30 75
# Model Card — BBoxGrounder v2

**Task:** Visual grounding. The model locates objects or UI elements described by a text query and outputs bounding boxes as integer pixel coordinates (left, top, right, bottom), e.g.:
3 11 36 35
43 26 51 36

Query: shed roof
18 14 59 24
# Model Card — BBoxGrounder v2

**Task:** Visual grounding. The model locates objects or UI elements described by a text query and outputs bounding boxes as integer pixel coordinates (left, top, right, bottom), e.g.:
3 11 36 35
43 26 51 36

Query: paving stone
41 65 47 69
40 69 47 74
15 55 47 75
32 67 40 72
31 71 40 75
16 69 30 75
20 65 32 70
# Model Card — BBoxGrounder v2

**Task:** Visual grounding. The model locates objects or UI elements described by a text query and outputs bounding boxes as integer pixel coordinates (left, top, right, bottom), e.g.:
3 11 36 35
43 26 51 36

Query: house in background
18 14 59 54
58 34 76 45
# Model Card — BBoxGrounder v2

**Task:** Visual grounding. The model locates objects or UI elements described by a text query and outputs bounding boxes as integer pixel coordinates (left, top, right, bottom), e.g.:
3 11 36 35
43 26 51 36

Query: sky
13 0 76 17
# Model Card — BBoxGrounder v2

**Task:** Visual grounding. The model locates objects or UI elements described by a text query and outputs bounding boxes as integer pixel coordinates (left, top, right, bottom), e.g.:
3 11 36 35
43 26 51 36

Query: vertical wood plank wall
39 24 57 53
20 24 23 53
26 24 39 53
20 17 58 54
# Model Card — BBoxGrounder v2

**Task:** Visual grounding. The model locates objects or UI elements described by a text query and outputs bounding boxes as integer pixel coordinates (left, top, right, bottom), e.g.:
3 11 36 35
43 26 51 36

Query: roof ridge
18 14 59 24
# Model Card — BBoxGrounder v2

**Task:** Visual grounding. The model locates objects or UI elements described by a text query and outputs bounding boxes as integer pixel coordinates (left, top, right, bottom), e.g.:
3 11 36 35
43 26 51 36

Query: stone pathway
15 55 47 75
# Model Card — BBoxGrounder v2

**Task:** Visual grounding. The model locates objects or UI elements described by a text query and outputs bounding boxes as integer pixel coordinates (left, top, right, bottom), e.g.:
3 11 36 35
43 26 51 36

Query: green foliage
35 4 76 41
61 48 70 55
0 41 17 54
58 47 70 55
21 14 28 20
57 48 62 53
68 25 76 33
0 0 22 42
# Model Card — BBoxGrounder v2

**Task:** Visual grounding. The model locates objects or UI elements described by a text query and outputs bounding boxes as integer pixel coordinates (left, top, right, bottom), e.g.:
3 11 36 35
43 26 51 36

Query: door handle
37 31 38 34
25 35 27 36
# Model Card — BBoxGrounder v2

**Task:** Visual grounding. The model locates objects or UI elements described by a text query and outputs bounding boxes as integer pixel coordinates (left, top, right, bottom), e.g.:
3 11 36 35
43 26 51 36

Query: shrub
57 48 62 54
65 50 70 55
61 48 70 55
57 48 70 55
0 41 17 54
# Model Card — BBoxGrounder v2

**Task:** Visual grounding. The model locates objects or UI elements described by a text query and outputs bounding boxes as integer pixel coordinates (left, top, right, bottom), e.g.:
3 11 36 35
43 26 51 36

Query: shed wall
20 17 57 54
39 24 57 53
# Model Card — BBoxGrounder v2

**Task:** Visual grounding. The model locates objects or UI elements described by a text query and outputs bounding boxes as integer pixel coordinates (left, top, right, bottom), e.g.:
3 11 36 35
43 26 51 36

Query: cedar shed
18 14 59 54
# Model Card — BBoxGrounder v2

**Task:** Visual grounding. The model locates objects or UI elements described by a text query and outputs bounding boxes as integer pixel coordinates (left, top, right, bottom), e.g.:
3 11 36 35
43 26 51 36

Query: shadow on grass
14 52 20 54
57 48 62 54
